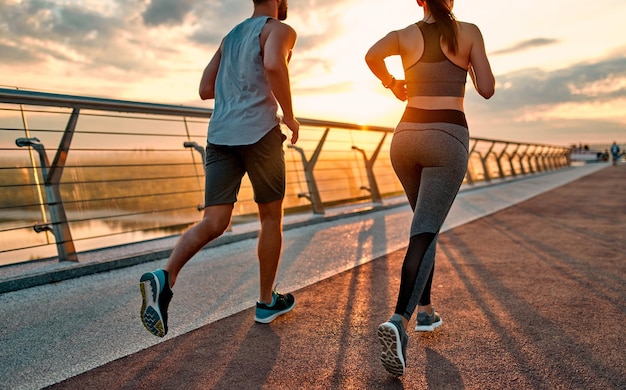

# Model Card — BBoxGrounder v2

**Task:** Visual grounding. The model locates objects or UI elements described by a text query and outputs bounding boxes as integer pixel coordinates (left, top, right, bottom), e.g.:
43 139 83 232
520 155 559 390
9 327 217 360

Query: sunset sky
1 0 625 145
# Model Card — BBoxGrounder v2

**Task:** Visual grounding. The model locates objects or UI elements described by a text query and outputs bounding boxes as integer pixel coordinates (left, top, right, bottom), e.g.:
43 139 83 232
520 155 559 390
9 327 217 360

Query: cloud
142 0 196 26
465 53 626 143
0 0 194 78
490 38 559 56
496 55 626 107
0 43 39 63
0 0 119 42
0 0 347 71
1 0 623 141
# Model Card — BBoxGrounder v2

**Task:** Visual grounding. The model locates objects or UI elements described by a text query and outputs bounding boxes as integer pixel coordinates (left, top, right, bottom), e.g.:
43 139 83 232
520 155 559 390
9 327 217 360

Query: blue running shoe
254 290 295 324
139 269 173 337
378 314 409 376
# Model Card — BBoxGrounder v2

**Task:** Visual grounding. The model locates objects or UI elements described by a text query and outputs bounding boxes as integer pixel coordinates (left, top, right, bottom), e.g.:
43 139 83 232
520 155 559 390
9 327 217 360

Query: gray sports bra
405 21 467 98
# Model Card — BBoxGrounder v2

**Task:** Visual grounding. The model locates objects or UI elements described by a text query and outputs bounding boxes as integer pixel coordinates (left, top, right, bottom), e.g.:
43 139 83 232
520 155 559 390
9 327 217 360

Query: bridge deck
1 163 624 389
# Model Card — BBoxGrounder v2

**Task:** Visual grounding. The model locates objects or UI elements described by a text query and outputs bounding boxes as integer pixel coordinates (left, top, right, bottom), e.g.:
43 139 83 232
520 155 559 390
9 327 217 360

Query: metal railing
0 88 571 265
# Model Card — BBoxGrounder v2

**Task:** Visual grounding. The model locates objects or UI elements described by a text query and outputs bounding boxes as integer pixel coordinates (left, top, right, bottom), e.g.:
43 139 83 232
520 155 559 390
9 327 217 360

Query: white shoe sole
415 318 442 332
140 272 166 337
377 322 406 376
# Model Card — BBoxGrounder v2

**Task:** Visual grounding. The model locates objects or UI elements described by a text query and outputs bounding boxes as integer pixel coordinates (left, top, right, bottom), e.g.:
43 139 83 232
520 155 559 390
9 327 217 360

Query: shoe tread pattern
378 323 405 376
140 275 166 337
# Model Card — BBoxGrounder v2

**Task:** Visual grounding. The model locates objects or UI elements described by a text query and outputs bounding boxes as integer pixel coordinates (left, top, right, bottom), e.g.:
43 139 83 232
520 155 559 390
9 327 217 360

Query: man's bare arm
263 20 300 143
199 42 223 100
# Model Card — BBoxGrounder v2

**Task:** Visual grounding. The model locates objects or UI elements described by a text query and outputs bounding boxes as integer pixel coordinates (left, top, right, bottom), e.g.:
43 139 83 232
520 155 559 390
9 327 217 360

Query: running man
140 0 299 337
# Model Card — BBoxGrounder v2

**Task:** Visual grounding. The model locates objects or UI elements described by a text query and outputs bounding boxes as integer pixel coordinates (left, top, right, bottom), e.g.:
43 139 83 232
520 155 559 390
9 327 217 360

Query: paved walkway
2 164 624 389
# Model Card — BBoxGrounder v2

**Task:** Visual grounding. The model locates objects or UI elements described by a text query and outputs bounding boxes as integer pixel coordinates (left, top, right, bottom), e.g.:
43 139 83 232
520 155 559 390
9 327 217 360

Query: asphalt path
2 163 622 390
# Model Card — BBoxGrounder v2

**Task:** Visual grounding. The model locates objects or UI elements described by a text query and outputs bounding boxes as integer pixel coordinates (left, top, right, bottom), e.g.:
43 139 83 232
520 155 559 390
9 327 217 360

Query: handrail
0 88 391 133
0 88 211 118
0 88 571 265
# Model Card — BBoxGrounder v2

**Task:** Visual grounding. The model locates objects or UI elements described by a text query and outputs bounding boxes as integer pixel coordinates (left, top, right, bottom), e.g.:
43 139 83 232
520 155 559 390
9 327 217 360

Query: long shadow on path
47 166 626 389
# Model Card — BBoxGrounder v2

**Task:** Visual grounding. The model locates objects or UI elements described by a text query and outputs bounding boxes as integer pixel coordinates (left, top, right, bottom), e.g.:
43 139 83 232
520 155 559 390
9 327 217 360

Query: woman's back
365 0 495 111
395 20 494 110
404 21 468 99
364 0 494 109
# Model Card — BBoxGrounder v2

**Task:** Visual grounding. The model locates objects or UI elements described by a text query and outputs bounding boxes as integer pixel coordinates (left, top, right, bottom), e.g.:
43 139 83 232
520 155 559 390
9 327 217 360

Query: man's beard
278 3 288 20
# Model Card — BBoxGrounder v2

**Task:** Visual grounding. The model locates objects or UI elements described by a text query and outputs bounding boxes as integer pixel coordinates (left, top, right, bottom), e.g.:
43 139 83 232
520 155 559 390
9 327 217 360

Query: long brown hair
428 0 459 54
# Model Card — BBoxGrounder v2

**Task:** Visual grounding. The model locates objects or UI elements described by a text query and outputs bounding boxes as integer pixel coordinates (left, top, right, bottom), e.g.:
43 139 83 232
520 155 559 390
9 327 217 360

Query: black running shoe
139 269 173 337
378 315 409 376
254 290 295 324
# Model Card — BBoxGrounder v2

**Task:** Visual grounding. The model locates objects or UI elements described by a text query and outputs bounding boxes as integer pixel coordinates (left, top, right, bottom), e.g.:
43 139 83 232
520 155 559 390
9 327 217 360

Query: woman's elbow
478 78 495 99
364 51 378 67
480 86 495 99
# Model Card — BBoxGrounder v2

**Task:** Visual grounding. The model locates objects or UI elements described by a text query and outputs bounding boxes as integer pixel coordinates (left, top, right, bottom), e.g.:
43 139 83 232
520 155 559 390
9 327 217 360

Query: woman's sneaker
378 314 409 376
139 269 173 337
415 308 442 332
254 290 295 324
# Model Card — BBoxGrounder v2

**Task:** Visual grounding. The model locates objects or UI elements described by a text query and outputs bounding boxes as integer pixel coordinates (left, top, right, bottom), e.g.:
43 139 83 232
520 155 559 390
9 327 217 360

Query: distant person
139 0 299 337
611 142 621 166
365 0 494 376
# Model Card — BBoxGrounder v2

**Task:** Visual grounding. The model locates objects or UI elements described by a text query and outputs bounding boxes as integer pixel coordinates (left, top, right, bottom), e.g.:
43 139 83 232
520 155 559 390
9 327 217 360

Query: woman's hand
390 79 407 101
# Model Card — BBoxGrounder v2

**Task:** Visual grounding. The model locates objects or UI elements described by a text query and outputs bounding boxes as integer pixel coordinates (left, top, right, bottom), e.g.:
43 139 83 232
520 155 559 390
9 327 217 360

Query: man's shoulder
264 18 296 35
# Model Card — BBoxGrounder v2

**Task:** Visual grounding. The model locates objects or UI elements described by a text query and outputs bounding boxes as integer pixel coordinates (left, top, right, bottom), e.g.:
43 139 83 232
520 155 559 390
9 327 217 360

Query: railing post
545 146 556 170
465 140 478 185
524 145 537 173
518 144 528 172
352 133 386 204
547 147 556 170
480 141 496 182
543 147 550 170
552 149 559 168
507 144 521 177
563 148 572 167
183 141 207 211
15 108 80 262
183 141 206 172
536 146 545 171
551 148 560 168
287 128 329 214
536 146 547 172
495 142 509 179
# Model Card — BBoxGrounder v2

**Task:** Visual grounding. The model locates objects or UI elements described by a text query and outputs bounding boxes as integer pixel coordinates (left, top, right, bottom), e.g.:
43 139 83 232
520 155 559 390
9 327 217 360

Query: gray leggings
391 108 469 320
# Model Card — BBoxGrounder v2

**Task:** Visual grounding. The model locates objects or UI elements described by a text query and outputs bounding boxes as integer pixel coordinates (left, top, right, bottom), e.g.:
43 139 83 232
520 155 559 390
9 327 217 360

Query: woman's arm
365 31 407 101
467 24 495 99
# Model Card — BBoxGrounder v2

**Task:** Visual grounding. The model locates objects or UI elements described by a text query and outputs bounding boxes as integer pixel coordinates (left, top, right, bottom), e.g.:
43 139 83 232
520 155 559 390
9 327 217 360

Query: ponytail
428 0 458 54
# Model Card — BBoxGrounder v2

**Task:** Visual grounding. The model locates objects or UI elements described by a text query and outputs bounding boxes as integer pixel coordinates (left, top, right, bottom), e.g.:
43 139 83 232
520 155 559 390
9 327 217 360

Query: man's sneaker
378 314 409 376
415 308 443 332
139 269 173 337
254 290 295 324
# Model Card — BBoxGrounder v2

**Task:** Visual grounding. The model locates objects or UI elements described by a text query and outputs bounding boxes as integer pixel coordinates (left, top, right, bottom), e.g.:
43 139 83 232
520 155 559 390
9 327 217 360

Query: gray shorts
204 125 286 206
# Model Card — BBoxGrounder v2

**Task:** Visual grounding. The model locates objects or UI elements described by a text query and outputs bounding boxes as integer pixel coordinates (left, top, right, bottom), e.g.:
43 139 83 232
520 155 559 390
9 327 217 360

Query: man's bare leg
164 204 234 287
256 199 283 304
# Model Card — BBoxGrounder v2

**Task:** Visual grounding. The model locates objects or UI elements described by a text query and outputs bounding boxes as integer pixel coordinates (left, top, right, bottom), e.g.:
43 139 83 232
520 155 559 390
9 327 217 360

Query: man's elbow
264 57 287 76
199 88 214 100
